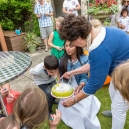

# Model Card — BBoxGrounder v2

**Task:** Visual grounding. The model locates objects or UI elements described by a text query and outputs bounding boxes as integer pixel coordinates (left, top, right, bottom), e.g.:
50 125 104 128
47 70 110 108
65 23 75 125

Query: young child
110 61 129 128
30 55 60 115
0 88 61 129
48 16 65 59
119 8 129 33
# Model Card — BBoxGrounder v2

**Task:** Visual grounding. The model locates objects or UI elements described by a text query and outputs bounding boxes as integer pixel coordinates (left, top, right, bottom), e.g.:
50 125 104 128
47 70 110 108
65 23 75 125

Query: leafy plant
24 14 40 36
0 0 33 31
23 32 40 49
0 18 14 30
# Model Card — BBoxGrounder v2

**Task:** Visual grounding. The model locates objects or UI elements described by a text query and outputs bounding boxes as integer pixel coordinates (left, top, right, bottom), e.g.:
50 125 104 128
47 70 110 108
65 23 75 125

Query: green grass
38 85 129 129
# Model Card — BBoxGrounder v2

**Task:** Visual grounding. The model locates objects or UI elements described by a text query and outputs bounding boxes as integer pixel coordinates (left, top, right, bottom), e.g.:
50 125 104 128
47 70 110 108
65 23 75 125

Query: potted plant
23 32 40 53
87 0 118 23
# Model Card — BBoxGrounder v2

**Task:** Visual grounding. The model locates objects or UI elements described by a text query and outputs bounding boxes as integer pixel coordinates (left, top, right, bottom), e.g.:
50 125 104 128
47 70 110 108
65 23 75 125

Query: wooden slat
0 25 8 51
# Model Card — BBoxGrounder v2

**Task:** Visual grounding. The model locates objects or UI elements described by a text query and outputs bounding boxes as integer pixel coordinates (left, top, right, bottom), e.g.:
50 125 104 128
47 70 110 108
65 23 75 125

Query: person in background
30 55 59 115
59 14 129 129
0 88 61 129
62 0 81 16
119 8 129 33
110 0 129 28
48 16 65 59
34 0 53 52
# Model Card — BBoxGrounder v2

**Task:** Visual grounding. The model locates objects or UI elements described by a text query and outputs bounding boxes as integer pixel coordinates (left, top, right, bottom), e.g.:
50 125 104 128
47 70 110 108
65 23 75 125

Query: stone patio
10 49 50 93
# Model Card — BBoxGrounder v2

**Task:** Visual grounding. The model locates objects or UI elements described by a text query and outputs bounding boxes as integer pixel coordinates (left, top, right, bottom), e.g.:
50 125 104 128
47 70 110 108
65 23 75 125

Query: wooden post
0 25 8 51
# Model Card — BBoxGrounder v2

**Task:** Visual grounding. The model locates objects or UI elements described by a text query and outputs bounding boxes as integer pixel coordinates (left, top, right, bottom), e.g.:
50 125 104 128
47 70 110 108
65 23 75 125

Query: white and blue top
34 2 53 27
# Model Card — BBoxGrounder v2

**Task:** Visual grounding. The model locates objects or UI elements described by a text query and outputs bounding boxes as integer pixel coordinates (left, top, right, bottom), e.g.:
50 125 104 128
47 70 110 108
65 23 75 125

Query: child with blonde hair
48 16 65 59
112 61 129 102
86 19 102 49
90 19 102 28
109 61 129 129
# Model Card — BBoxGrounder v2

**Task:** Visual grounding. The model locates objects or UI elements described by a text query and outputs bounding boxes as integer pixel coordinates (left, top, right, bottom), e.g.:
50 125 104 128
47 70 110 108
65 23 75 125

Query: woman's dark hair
60 41 84 75
44 55 59 70
121 8 128 16
59 14 92 41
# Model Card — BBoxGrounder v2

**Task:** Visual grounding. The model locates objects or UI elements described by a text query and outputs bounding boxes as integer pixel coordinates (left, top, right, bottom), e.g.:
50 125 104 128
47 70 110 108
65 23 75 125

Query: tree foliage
0 0 39 35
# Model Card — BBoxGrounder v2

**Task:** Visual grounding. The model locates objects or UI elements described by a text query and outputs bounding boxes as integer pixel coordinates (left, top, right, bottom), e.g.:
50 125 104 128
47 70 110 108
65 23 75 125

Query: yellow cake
51 83 74 98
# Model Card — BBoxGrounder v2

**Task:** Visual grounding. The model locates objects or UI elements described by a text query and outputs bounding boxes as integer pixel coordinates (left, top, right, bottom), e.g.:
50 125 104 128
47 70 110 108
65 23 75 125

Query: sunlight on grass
38 85 129 129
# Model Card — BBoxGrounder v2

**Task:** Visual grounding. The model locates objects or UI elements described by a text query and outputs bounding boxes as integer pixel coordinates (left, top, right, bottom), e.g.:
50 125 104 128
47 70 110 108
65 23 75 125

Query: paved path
10 49 50 92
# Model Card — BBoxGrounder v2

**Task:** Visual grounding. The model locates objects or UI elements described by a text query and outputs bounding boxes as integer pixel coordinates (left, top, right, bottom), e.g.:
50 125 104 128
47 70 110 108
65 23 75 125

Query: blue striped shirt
34 2 53 27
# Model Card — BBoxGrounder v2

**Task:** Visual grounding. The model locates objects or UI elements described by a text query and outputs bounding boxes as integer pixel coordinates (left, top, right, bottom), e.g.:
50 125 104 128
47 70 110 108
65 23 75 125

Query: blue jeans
38 81 56 113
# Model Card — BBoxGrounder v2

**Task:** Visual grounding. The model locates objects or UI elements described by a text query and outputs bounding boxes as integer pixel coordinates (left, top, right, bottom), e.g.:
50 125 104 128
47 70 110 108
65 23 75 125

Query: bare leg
43 38 48 51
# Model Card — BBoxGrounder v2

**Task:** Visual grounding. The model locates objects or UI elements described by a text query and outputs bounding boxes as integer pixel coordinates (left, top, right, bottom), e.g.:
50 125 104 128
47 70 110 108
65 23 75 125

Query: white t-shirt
63 0 79 16
120 16 129 32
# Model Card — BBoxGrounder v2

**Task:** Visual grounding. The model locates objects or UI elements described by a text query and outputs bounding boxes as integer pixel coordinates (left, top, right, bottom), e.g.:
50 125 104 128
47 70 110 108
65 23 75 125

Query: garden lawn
38 85 129 129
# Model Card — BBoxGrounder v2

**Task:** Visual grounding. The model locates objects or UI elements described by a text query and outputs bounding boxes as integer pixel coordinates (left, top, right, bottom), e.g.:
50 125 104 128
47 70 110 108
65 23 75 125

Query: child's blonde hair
112 61 129 102
55 16 64 23
90 19 102 28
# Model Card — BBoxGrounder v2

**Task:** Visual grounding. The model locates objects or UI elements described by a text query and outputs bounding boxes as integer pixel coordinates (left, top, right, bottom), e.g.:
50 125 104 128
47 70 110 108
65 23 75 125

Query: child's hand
0 88 8 98
61 46 64 50
56 46 62 51
49 109 61 129
6 92 15 103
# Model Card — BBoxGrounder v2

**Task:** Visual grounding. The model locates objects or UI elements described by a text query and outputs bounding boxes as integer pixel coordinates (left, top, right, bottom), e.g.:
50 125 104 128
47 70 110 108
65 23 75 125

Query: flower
88 0 118 15
95 0 117 7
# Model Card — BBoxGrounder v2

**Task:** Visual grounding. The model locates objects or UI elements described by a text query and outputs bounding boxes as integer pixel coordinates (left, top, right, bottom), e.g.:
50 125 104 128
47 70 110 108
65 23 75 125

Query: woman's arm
61 63 90 79
48 32 62 51
70 63 90 75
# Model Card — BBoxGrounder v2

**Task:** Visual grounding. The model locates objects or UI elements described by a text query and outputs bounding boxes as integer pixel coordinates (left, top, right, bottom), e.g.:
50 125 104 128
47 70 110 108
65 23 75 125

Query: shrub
0 0 36 31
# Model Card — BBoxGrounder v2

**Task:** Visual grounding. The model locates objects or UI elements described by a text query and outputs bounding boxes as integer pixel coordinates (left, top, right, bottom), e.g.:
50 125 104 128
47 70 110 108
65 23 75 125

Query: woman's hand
62 97 75 107
74 86 82 95
49 109 61 129
60 71 73 80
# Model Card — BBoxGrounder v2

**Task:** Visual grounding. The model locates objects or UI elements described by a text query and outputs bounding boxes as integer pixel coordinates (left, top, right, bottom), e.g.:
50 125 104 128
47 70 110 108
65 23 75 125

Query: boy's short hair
44 55 59 70
121 8 128 16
